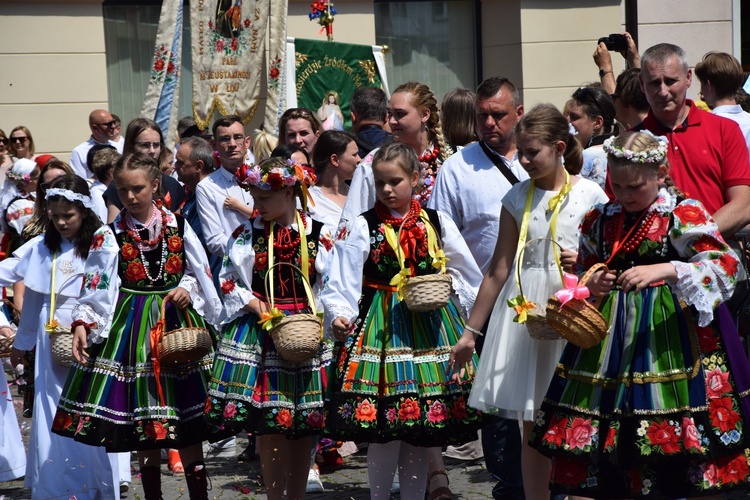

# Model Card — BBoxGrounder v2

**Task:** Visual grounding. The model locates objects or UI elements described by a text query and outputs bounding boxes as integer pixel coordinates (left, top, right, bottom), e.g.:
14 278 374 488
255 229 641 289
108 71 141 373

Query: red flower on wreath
121 243 138 261
355 399 377 422
696 325 720 353
674 203 708 226
125 261 147 282
267 172 284 190
398 398 421 421
167 235 182 253
646 420 680 454
276 409 293 428
165 255 183 274
154 59 165 72
709 397 741 432
144 421 168 440
543 415 568 447
221 278 236 295
451 396 468 420
717 453 750 485
553 457 587 487
52 412 73 431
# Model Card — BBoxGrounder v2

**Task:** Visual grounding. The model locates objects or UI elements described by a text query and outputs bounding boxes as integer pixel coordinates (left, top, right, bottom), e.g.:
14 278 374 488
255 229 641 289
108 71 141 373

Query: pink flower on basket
305 411 324 428
426 401 448 424
565 417 596 451
705 368 732 399
223 401 238 419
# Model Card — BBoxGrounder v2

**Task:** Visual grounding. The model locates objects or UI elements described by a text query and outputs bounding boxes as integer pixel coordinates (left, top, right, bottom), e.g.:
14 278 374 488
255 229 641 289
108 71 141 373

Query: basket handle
160 298 194 328
262 261 318 316
515 237 564 300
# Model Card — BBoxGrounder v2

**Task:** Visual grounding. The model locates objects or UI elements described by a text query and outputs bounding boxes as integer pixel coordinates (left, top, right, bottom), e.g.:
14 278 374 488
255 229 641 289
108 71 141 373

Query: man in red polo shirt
633 43 750 236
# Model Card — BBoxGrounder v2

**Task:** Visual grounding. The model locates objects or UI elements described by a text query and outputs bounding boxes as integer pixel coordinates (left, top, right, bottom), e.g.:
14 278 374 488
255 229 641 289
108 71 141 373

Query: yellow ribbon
547 171 572 212
507 294 537 324
422 210 449 272
258 307 285 331
45 253 60 333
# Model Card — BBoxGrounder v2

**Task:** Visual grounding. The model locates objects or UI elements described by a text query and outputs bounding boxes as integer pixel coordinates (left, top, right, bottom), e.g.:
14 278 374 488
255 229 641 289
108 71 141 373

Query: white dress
307 185 346 230
0 236 119 499
0 312 25 482
468 178 608 421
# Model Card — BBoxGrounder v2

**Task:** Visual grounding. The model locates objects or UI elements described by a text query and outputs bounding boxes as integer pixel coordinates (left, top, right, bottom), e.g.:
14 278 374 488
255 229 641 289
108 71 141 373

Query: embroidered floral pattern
83 271 110 291
118 225 182 288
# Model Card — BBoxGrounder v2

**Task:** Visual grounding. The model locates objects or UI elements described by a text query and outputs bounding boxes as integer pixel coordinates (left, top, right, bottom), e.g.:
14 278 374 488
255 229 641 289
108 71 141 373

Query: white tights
367 441 428 499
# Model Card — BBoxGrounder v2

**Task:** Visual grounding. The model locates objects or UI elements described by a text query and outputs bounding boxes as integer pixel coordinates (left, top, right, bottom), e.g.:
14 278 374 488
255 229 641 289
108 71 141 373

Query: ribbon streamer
554 272 591 306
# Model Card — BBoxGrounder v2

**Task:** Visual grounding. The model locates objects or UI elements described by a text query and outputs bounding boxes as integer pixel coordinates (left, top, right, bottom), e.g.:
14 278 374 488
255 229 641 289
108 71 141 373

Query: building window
103 2 194 128
374 0 478 100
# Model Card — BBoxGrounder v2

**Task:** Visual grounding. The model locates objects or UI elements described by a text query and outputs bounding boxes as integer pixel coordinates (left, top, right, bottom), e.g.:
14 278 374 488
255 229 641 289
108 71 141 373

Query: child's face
248 186 294 222
610 164 666 213
48 200 83 241
116 169 159 221
516 133 564 181
373 159 419 215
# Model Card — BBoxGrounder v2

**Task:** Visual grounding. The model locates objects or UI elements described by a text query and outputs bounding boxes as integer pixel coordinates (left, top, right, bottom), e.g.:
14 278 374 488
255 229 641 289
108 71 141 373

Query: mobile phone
598 33 628 52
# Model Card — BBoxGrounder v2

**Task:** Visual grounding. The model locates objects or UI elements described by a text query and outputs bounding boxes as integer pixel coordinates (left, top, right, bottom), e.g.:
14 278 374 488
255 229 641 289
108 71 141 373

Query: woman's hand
224 196 244 212
560 249 578 273
449 331 476 375
165 287 191 309
0 326 13 339
587 270 617 297
618 263 676 294
72 325 90 364
10 347 25 368
331 317 351 342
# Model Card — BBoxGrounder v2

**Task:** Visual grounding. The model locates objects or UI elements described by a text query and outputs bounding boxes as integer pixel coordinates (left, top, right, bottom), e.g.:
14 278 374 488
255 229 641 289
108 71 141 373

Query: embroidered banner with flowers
286 38 388 132
190 0 281 130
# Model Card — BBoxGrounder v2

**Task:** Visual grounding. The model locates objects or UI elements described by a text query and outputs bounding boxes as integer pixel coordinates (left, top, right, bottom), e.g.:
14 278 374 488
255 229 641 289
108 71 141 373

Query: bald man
70 109 124 179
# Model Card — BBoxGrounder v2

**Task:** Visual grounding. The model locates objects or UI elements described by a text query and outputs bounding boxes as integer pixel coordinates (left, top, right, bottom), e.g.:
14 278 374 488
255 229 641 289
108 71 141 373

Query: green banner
294 38 383 131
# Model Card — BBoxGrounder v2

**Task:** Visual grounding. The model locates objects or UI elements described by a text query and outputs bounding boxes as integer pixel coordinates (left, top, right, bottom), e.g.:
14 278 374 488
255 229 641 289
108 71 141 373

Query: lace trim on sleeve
323 303 358 341
448 271 477 318
672 261 717 327
72 302 111 345
224 287 255 322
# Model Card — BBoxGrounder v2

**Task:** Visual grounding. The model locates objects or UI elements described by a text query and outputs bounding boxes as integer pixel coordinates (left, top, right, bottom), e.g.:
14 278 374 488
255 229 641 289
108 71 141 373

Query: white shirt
427 141 528 273
89 180 108 222
70 136 124 179
196 166 254 256
713 104 750 153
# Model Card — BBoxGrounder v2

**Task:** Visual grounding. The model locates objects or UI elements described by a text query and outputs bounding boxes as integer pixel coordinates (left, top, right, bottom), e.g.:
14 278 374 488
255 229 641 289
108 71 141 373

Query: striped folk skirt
53 288 214 452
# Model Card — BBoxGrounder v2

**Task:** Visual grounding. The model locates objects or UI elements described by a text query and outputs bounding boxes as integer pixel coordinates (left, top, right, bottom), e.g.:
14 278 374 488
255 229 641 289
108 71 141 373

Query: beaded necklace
415 145 441 205
375 198 421 230
264 210 307 261
125 203 168 283
605 208 653 264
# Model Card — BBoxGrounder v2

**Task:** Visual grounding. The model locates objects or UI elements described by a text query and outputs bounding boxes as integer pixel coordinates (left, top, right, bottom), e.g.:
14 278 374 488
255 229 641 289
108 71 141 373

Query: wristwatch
599 69 614 78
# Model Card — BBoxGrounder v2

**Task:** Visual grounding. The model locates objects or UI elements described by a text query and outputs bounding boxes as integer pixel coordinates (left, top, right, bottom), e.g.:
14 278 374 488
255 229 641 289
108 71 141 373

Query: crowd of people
1 37 750 500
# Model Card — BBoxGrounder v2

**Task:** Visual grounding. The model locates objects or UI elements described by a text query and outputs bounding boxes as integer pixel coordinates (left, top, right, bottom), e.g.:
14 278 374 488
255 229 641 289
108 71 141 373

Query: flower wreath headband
45 188 97 212
235 158 317 210
602 130 669 164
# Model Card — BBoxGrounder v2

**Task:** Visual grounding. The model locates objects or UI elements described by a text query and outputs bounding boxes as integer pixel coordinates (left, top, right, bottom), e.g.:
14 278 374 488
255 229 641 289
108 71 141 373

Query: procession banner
141 0 183 143
191 0 271 130
262 0 287 135
290 38 387 132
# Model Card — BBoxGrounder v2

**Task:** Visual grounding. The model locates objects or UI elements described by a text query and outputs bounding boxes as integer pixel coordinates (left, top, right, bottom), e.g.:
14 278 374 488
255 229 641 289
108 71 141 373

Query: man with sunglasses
632 43 750 237
70 109 124 180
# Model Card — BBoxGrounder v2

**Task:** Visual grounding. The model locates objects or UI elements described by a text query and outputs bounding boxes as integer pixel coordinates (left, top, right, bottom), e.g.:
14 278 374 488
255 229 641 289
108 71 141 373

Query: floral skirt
205 309 332 439
529 285 750 498
53 289 214 452
325 289 482 447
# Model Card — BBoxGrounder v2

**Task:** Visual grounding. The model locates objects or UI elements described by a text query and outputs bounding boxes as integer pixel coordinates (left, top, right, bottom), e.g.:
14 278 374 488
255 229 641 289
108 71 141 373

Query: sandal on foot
427 469 453 500
168 449 184 475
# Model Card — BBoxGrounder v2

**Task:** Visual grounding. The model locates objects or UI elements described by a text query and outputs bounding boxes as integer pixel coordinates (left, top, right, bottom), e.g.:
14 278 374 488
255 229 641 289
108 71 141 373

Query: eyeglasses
10 136 28 143
217 134 245 145
97 120 117 129
0 138 7 145
135 141 162 150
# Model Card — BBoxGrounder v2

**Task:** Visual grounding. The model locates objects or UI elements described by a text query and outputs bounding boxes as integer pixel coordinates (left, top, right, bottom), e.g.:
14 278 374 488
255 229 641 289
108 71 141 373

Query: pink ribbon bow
554 272 590 306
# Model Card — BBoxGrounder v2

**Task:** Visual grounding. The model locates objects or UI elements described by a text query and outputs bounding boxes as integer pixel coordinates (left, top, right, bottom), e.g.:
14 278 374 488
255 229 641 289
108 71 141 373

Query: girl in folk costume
52 153 222 500
321 142 484 499
449 104 609 500
529 132 750 498
2 175 118 499
204 156 334 499
0 158 38 259
338 82 452 236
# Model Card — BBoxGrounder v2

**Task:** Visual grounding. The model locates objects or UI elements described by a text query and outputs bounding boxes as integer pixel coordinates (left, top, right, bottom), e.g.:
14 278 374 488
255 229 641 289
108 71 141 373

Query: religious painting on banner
191 0 272 130
294 38 384 132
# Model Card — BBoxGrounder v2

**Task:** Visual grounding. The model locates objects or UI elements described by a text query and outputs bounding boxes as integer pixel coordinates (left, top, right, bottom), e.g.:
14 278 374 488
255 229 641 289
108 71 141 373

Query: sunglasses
0 138 7 145
10 136 29 143
98 120 117 128
572 87 604 114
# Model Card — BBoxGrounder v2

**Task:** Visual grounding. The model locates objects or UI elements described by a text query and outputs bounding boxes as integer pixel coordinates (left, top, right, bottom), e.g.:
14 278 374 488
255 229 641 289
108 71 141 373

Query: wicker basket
49 325 75 367
157 300 212 365
265 263 322 363
0 334 14 357
515 238 563 341
397 218 452 312
546 263 610 349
